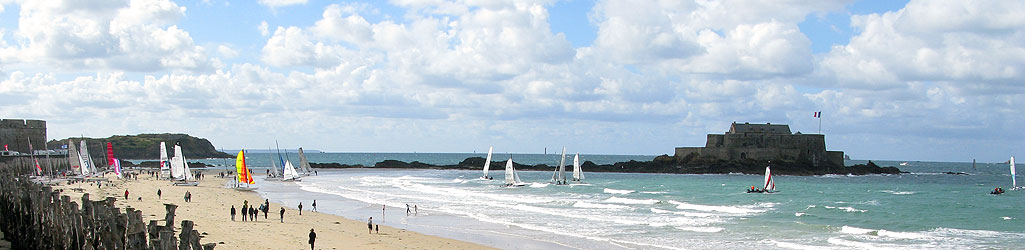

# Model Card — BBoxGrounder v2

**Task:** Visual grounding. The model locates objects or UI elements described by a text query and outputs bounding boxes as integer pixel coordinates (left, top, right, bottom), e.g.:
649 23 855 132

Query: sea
185 153 1025 249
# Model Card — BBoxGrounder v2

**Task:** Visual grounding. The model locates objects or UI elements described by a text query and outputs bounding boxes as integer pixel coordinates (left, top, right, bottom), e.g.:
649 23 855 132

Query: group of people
992 187 1005 195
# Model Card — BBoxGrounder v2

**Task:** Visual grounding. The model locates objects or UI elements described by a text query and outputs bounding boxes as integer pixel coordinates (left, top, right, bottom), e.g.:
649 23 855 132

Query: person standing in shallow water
308 228 316 250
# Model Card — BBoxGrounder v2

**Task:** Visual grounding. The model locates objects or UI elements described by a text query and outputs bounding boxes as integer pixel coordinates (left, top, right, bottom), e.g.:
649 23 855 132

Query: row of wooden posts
0 171 215 249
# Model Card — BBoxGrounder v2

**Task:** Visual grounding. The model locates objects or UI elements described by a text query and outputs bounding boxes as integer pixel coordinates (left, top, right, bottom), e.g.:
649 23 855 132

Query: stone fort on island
675 122 844 167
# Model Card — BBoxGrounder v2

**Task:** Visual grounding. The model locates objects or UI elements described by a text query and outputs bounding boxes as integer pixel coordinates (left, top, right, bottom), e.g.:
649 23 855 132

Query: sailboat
282 160 302 182
298 148 314 176
171 142 198 186
67 140 82 177
159 142 170 180
79 140 102 180
551 147 567 185
234 150 257 190
1011 157 1023 191
571 153 584 182
504 158 526 187
480 146 494 180
747 164 776 193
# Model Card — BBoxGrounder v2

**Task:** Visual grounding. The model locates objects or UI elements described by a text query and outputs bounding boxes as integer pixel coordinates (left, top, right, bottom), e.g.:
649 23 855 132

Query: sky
0 0 1023 162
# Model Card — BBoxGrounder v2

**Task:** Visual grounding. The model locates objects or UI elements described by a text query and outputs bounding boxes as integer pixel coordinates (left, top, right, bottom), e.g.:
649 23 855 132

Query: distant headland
47 133 233 159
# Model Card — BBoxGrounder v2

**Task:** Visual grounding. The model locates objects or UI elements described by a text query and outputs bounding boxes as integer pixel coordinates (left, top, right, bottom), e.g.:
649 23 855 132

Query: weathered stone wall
0 119 47 154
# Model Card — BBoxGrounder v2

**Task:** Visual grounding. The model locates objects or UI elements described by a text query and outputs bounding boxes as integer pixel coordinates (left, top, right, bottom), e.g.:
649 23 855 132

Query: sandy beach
53 171 495 250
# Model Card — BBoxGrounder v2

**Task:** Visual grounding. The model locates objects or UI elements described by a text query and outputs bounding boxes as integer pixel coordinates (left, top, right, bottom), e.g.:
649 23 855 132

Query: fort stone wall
0 119 47 154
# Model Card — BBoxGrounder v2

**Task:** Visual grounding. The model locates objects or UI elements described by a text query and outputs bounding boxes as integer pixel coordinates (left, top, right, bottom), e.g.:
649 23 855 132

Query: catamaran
504 158 526 187
171 142 198 186
571 153 584 182
159 142 170 180
234 150 257 190
67 140 83 177
747 164 775 193
480 146 494 180
551 147 567 185
282 160 302 182
1011 157 1023 191
298 148 314 176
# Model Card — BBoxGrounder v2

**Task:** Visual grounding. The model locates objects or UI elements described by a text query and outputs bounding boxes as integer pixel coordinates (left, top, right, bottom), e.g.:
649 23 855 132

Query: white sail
159 142 169 179
298 148 313 174
549 146 565 183
171 143 194 181
283 160 300 180
79 141 93 176
505 159 515 185
181 145 194 181
482 146 493 179
68 140 82 175
1011 156 1017 188
763 166 775 192
572 153 583 181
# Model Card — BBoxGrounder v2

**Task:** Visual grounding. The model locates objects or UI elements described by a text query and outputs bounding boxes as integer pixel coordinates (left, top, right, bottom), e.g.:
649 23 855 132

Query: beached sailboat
234 150 257 190
67 140 82 176
551 147 567 185
747 164 776 193
79 141 96 177
298 147 314 176
171 142 198 186
480 146 494 180
159 142 170 180
282 160 302 182
504 158 526 187
572 153 584 182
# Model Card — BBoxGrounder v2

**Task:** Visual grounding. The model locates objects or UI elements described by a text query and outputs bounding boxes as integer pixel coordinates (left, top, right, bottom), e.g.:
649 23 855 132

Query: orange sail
236 150 254 184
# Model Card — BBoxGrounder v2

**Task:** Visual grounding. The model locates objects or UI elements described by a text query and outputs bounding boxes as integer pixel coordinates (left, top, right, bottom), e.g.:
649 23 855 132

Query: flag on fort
813 111 821 118
3 144 7 151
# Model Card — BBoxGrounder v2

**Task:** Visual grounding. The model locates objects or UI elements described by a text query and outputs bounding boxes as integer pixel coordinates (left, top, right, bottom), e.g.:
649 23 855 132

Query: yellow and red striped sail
236 150 254 184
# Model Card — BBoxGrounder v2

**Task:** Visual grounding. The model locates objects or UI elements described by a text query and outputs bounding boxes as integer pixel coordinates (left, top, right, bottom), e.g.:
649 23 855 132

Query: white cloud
258 21 270 37
258 0 307 8
217 44 238 59
0 0 215 73
817 0 1025 89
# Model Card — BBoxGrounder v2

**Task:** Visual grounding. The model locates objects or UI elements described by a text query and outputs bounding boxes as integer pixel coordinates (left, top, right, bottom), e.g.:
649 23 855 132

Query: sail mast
482 146 493 178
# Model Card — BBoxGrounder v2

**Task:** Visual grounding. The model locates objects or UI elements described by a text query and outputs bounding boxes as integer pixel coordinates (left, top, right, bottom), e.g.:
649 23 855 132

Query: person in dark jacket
309 228 317 250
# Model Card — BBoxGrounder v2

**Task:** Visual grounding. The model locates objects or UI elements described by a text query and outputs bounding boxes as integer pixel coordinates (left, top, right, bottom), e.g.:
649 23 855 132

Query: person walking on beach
406 204 410 216
262 204 269 219
124 189 129 200
298 202 303 215
184 191 192 202
367 217 373 234
280 207 285 223
241 204 248 221
312 200 317 212
231 205 236 221
157 189 161 199
252 206 258 221
414 205 418 215
308 228 317 250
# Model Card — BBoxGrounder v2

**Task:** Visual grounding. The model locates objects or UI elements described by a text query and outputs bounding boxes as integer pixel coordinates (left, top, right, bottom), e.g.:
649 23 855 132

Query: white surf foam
881 190 915 195
604 188 635 194
530 183 549 188
668 200 762 214
640 191 667 194
573 201 630 210
794 212 805 217
674 226 724 233
824 206 867 213
604 197 659 205
840 225 877 235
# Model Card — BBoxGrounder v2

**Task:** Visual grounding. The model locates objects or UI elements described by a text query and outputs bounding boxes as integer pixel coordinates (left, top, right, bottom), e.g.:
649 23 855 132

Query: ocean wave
881 190 915 195
839 226 926 239
766 240 835 250
674 226 724 233
1002 216 1013 220
795 212 805 217
604 197 659 205
573 201 630 210
604 188 635 194
824 206 867 213
650 208 718 217
640 191 667 194
667 200 762 214
530 183 549 188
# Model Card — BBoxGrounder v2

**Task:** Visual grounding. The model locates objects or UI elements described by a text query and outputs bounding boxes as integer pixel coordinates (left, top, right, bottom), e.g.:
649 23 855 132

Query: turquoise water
249 157 1025 249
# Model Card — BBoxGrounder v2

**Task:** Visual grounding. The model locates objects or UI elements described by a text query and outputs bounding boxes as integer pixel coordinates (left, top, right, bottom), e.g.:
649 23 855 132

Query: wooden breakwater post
0 174 216 250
